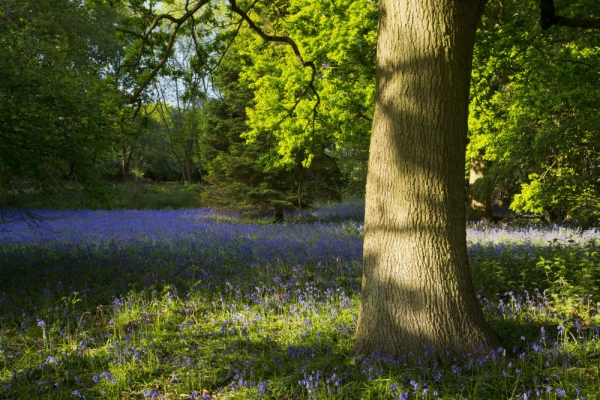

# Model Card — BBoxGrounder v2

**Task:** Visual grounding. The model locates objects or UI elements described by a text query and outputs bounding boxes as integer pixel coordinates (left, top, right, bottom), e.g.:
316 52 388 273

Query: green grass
1 210 600 399
14 181 203 210
2 275 599 399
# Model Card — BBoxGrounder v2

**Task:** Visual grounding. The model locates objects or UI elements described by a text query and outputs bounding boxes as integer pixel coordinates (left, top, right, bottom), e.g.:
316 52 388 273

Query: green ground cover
0 204 599 399
13 181 203 211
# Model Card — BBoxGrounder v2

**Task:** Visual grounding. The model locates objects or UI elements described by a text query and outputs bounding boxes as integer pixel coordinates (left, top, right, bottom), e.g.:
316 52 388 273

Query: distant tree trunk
355 0 498 361
121 147 133 181
68 161 76 179
167 142 187 184
183 139 194 184
467 156 494 221
273 205 284 223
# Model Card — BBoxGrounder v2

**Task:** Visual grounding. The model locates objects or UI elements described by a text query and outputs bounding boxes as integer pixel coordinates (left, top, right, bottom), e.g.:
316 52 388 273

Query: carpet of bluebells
1 201 600 399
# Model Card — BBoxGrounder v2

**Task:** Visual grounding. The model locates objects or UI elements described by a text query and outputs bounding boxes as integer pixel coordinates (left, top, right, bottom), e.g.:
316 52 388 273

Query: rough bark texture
355 0 498 360
467 157 493 221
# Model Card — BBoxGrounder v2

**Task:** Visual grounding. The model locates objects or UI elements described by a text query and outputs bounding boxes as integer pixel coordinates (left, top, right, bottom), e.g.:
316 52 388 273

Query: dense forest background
1 0 598 223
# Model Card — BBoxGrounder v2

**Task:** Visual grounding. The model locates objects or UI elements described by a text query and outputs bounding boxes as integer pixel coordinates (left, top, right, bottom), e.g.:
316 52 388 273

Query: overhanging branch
540 0 600 30
228 0 321 139
120 0 322 136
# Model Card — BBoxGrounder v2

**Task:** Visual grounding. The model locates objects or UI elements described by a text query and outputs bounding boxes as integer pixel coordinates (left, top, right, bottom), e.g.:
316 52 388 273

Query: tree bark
121 145 133 182
183 139 194 184
273 205 284 224
355 0 498 360
466 156 494 221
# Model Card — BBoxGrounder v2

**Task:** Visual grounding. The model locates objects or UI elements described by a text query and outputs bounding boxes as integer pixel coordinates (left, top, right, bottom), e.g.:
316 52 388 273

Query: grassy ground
0 204 599 399
13 181 203 210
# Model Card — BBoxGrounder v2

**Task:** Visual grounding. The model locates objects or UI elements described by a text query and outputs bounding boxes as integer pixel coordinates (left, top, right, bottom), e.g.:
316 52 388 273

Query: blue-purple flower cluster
1 207 599 398
467 223 600 299
0 209 363 318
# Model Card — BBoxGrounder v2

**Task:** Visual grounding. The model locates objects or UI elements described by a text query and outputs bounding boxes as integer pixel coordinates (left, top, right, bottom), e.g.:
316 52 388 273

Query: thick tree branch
190 15 244 76
128 26 181 102
540 0 600 30
228 0 320 136
358 111 373 122
120 1 209 71
116 27 144 39
228 0 307 67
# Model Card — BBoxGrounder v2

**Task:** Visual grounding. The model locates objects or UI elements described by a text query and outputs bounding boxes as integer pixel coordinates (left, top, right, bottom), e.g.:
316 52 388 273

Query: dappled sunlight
1 205 599 398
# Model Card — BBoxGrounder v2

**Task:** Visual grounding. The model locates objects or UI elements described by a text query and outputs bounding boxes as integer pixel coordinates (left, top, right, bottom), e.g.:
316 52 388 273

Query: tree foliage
200 33 343 220
151 38 206 184
469 0 600 223
0 0 126 205
237 0 376 169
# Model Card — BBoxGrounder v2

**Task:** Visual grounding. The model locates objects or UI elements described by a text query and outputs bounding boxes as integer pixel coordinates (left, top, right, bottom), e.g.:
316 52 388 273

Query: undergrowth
1 206 599 399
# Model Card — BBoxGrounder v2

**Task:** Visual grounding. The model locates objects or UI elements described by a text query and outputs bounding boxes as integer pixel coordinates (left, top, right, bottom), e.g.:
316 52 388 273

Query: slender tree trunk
183 139 194 184
273 205 284 223
467 156 494 221
121 147 133 182
355 0 498 360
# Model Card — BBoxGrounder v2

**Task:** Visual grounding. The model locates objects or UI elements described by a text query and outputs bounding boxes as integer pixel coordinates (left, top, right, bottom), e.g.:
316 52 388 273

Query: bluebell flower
44 356 57 365
142 389 163 399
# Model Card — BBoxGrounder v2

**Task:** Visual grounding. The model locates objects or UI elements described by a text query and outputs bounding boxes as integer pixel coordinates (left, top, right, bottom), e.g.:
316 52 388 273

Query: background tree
235 0 377 201
469 0 600 223
0 0 126 207
237 0 376 170
200 31 343 221
152 40 206 184
135 107 184 182
101 102 153 181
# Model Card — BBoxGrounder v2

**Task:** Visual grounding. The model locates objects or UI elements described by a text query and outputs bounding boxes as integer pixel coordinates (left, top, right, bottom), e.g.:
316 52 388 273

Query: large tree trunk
355 0 498 360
